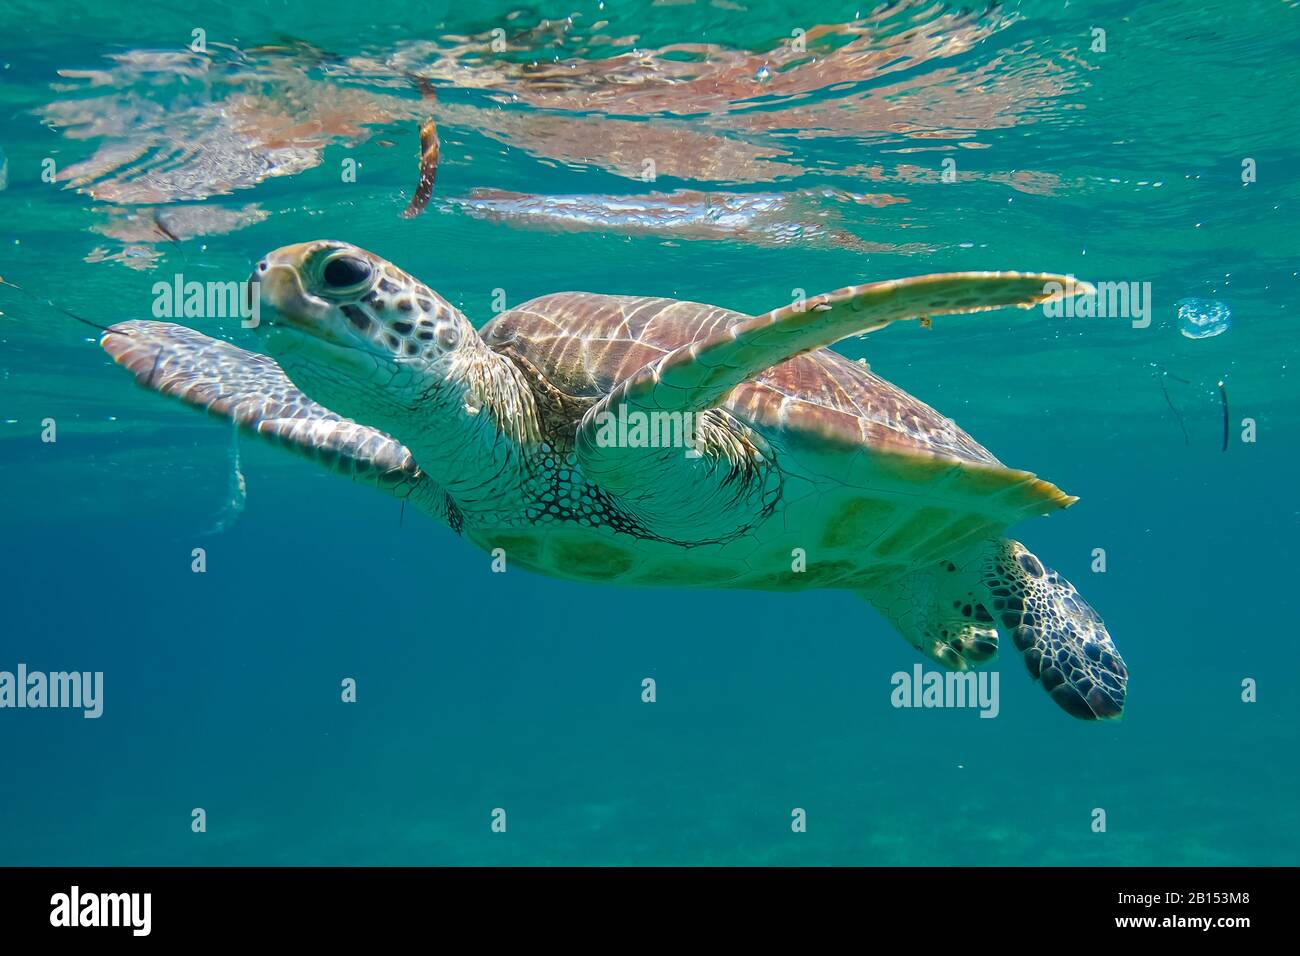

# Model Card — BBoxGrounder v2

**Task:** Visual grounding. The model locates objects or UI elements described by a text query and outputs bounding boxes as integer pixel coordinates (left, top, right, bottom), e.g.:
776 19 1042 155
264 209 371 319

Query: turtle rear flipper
101 320 439 505
971 538 1127 720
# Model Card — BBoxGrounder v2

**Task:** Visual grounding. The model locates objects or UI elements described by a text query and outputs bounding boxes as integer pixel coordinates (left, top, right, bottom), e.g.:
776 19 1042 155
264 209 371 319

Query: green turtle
101 242 1127 720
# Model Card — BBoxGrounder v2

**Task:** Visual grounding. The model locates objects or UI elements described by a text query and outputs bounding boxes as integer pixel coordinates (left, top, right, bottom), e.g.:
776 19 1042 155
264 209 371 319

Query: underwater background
1 0 1298 865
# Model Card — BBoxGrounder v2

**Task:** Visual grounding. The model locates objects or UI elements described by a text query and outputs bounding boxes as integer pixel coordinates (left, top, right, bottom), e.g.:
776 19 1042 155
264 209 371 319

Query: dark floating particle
0 275 118 335
1154 367 1190 446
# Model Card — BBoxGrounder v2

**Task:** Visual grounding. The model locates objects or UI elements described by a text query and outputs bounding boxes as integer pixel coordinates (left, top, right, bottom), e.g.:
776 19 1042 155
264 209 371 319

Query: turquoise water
1 0 1298 865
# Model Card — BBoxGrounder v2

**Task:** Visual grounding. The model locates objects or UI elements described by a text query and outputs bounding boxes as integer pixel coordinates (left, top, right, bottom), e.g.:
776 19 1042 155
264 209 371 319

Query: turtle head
253 240 481 427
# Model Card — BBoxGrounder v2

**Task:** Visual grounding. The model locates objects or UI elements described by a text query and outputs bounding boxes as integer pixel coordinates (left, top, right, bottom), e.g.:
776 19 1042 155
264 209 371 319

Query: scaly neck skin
404 335 544 517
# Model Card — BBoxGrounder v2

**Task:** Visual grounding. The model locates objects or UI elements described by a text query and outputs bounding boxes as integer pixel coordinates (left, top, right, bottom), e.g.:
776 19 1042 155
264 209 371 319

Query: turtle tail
966 538 1128 720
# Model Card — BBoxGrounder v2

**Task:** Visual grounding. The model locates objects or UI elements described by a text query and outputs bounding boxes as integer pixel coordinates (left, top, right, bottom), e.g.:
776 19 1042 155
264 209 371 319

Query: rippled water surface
1 0 1298 865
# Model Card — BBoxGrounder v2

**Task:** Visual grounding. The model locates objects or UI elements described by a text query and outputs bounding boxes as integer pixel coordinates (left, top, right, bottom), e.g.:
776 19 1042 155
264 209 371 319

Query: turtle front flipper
101 321 450 513
583 272 1091 421
969 538 1127 720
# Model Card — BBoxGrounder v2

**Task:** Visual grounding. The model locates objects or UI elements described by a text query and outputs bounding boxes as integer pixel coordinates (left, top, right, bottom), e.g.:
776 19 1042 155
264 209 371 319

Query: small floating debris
400 76 440 220
400 118 440 220
755 64 772 82
203 426 247 536
0 145 7 191
1176 297 1231 339
1152 364 1190 446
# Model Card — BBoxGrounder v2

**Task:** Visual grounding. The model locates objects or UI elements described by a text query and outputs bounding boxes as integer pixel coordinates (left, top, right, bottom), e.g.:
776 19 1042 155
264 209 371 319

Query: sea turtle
101 241 1128 720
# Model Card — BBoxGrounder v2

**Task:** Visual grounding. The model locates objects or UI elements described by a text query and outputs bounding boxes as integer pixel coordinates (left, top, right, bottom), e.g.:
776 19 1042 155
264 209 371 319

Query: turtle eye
322 255 372 290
